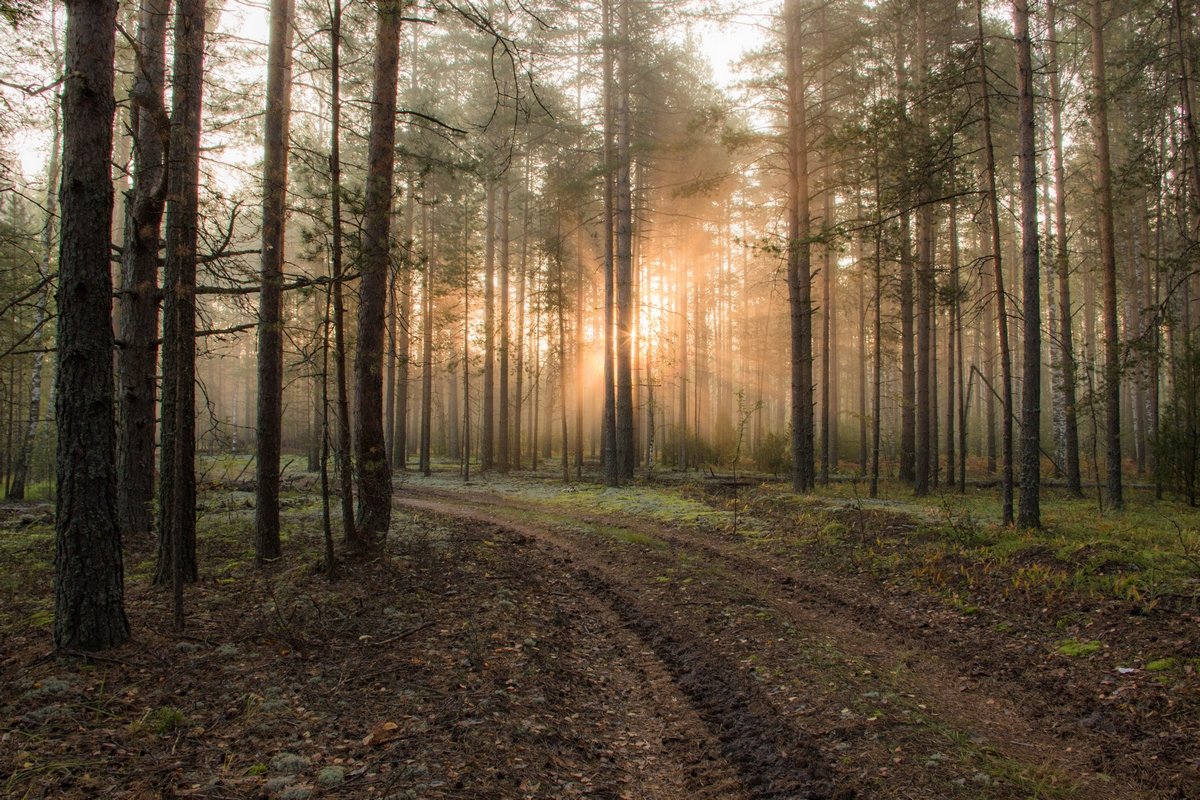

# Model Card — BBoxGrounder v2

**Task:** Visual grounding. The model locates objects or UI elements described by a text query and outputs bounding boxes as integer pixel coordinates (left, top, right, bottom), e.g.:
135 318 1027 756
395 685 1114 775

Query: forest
1 0 1199 796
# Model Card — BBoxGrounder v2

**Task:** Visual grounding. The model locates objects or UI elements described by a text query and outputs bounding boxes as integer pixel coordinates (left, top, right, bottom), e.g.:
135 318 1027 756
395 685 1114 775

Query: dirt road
396 481 1193 799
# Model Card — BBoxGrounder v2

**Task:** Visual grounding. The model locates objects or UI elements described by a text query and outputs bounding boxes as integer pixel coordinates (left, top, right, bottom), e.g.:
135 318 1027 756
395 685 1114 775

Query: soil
2 475 1198 799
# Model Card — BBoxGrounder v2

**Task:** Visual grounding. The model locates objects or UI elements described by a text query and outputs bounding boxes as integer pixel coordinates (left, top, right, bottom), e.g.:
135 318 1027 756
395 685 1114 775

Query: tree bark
1015 0 1042 529
482 182 496 471
54 0 130 651
329 0 354 541
255 0 295 563
978 0 1014 524
1090 0 1123 510
116 0 169 539
1047 0 1082 495
615 0 635 481
601 0 619 486
785 0 815 492
156 0 205 598
499 182 511 472
353 0 400 545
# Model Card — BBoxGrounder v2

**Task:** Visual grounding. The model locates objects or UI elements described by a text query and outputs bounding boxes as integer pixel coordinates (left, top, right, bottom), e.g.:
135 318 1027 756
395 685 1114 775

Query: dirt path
396 484 1185 800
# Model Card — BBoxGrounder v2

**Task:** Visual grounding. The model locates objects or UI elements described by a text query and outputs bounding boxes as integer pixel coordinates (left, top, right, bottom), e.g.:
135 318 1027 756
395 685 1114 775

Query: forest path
397 480 1167 800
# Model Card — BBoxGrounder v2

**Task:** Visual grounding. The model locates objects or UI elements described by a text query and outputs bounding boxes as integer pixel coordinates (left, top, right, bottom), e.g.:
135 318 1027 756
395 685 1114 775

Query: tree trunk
11 27 60 501
419 202 434 477
156 0 205 598
601 0 619 486
1091 0 1123 510
329 0 354 540
255 0 294 563
499 182 511 472
1015 0 1042 529
1045 0 1083 495
978 0 1014 523
54 0 130 651
116 0 168 539
353 0 400 545
615 0 635 481
785 0 814 493
482 182 496 471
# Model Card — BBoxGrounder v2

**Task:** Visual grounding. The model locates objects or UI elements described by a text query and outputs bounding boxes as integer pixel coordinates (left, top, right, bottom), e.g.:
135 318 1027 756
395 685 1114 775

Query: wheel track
396 485 1158 800
397 493 843 800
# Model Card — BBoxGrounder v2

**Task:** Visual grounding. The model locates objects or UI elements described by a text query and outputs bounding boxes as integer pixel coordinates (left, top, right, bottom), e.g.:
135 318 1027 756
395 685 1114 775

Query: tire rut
397 494 844 800
397 485 1155 800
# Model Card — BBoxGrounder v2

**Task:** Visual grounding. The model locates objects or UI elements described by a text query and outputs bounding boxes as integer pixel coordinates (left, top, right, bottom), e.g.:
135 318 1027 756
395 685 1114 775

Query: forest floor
2 462 1199 799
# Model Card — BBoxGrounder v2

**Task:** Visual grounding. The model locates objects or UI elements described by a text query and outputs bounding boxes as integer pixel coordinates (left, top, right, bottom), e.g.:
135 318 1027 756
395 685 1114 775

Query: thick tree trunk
1015 0 1042 529
54 0 130 651
353 1 400 545
116 0 169 539
255 0 295 563
1091 0 1123 510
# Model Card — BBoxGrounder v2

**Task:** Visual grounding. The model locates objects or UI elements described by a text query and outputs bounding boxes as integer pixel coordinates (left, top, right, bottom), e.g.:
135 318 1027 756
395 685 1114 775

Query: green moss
1055 639 1101 657
244 763 268 776
1145 657 1178 672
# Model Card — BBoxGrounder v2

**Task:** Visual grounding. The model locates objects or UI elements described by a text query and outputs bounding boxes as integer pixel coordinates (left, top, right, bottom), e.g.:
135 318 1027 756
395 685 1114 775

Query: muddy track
399 495 842 800
396 485 1164 800
568 563 839 800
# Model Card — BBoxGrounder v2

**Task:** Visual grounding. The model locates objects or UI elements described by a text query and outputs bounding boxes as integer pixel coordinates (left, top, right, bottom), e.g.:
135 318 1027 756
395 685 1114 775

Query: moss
1145 657 1178 672
1055 639 1101 657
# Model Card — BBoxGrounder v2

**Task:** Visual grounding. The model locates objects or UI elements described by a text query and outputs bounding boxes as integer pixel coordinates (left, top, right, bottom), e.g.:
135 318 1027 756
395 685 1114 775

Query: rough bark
116 0 169 539
1015 0 1042 529
156 0 205 596
1091 0 1124 510
1047 0 1082 495
353 0 400 545
329 0 354 540
978 0 1014 524
255 0 294 563
54 0 130 651
785 0 814 493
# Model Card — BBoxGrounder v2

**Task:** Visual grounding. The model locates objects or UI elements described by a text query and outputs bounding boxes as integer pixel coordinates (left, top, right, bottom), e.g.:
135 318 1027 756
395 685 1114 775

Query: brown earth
1 475 1198 799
